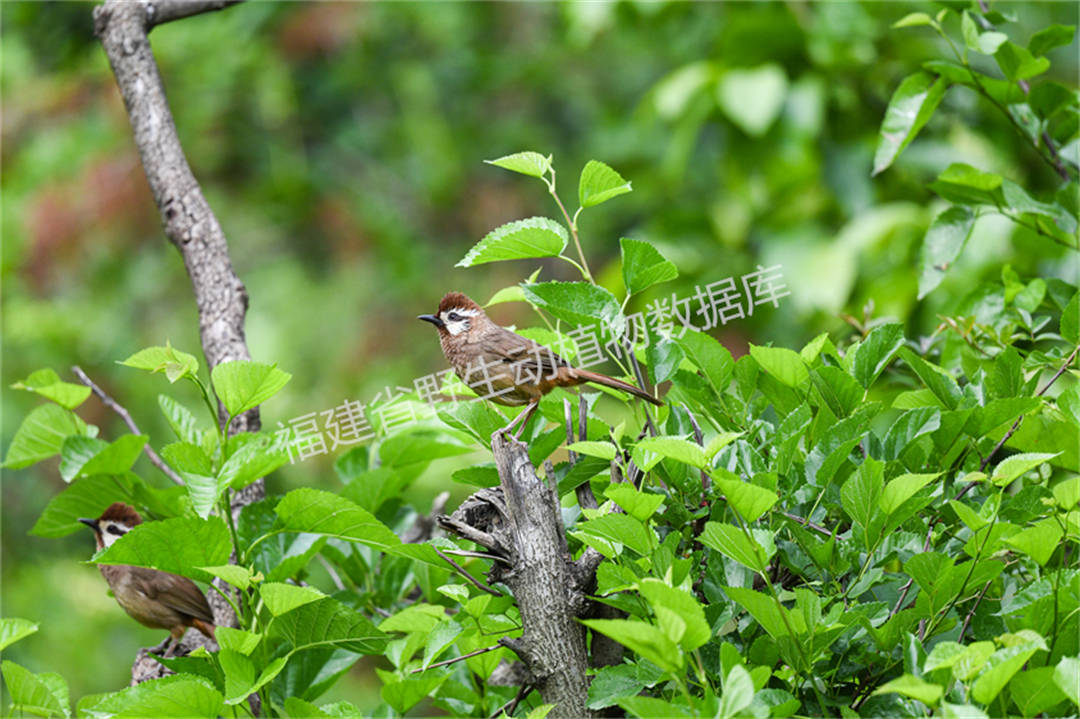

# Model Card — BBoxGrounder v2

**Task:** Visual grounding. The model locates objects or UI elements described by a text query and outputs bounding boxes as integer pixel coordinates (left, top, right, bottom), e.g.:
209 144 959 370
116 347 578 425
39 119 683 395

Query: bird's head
79 502 143 551
418 292 486 339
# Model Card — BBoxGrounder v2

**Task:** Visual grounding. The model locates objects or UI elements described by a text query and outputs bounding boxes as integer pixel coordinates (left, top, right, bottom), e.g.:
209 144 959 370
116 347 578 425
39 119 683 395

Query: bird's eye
447 312 463 322
106 524 126 536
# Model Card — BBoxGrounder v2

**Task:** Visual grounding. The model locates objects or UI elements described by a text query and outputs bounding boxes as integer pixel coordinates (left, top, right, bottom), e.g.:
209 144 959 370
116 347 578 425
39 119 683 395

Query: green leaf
59 434 147 483
197 564 253 591
893 12 934 28
620 238 678 296
995 41 1050 82
678 330 734 395
261 582 325 616
873 71 947 175
0 618 38 651
1053 476 1080 510
456 217 568 268
991 452 1059 486
158 395 201 445
1010 666 1069 716
10 368 90 409
632 436 706 470
899 348 962 410
928 163 1005 205
972 645 1042 705
580 619 682 673
568 440 617 461
1054 656 1080 706
421 621 463 669
1005 519 1063 566
749 344 808 388
811 366 863 417
119 344 199 383
484 151 552 178
918 206 976 299
881 473 940 515
578 160 632 208
1029 24 1076 56
218 432 290 490
723 586 791 639
275 594 388 655
604 484 664 523
3 404 91 469
700 522 766 572
718 664 755 719
161 442 217 519
31 474 145 538
76 674 222 718
851 324 904 389
576 514 652 557
881 408 940 460
275 488 402 552
716 64 788 137
522 281 623 335
587 665 645 710
1061 292 1079 345
638 579 710 651
873 673 943 705
210 360 291 418
92 515 230 583
840 458 885 549
1 661 69 718
713 476 778 522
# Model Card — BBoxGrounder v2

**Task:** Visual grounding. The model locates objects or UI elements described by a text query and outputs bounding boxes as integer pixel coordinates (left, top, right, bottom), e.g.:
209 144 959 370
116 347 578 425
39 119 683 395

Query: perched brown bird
419 291 661 435
80 503 216 657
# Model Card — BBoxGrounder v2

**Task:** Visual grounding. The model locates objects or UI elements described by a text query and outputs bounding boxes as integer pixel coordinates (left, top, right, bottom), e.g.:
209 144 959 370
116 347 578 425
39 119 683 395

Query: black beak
78 517 98 530
417 314 444 328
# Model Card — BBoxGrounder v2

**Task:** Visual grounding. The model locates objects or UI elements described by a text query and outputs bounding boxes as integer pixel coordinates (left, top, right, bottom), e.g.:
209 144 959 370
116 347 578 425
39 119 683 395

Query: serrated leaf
1 661 69 718
881 473 940 515
0 618 38 651
700 522 766 572
92 515 230 583
59 434 147 483
713 476 778 522
620 238 678 296
158 395 201 445
991 452 1059 486
567 440 617 461
928 163 1005 205
576 513 652 557
852 324 904 389
580 619 682 673
76 673 222 718
119 344 199 384
484 151 551 178
3 404 91 469
522 281 623 335
632 436 706 470
918 206 976 299
873 673 943 705
578 160 632 208
873 71 947 175
749 344 808 388
1061 292 1079 345
10 369 90 409
210 360 291 418
456 217 568 267
604 484 664 523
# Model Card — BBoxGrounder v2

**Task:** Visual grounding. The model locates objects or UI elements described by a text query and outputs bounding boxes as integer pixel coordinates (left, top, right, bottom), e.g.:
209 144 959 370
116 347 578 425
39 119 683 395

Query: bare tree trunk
440 435 594 719
92 0 257 688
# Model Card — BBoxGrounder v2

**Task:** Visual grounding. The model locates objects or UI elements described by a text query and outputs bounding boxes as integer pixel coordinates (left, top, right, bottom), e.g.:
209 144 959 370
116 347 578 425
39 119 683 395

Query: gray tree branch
92 0 258 691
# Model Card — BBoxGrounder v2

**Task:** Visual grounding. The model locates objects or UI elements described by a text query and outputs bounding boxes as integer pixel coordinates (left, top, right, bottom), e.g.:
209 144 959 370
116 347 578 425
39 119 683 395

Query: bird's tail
574 369 663 406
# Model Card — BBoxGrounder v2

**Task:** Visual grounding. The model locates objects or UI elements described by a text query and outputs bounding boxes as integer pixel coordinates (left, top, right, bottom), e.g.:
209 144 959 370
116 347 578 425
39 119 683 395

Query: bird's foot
148 636 173 657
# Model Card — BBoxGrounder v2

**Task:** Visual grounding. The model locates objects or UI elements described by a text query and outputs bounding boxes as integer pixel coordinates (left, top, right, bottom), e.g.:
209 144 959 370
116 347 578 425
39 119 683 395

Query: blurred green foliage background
2 0 1076 709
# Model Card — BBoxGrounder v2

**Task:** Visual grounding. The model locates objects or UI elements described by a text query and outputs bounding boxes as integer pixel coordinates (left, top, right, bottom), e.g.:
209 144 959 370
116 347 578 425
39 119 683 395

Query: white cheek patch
101 523 128 547
440 308 479 336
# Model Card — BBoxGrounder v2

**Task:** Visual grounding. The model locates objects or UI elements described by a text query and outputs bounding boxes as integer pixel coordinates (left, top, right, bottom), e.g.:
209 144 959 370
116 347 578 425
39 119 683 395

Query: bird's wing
481 327 571 374
131 568 215 623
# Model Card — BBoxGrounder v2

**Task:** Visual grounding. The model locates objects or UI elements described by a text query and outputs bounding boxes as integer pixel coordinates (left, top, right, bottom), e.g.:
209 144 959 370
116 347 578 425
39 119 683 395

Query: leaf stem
546 168 594 283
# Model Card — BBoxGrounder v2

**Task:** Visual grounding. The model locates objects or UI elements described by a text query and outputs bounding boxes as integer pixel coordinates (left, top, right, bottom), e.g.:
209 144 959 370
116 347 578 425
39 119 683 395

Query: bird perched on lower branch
419 291 662 436
80 503 216 657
